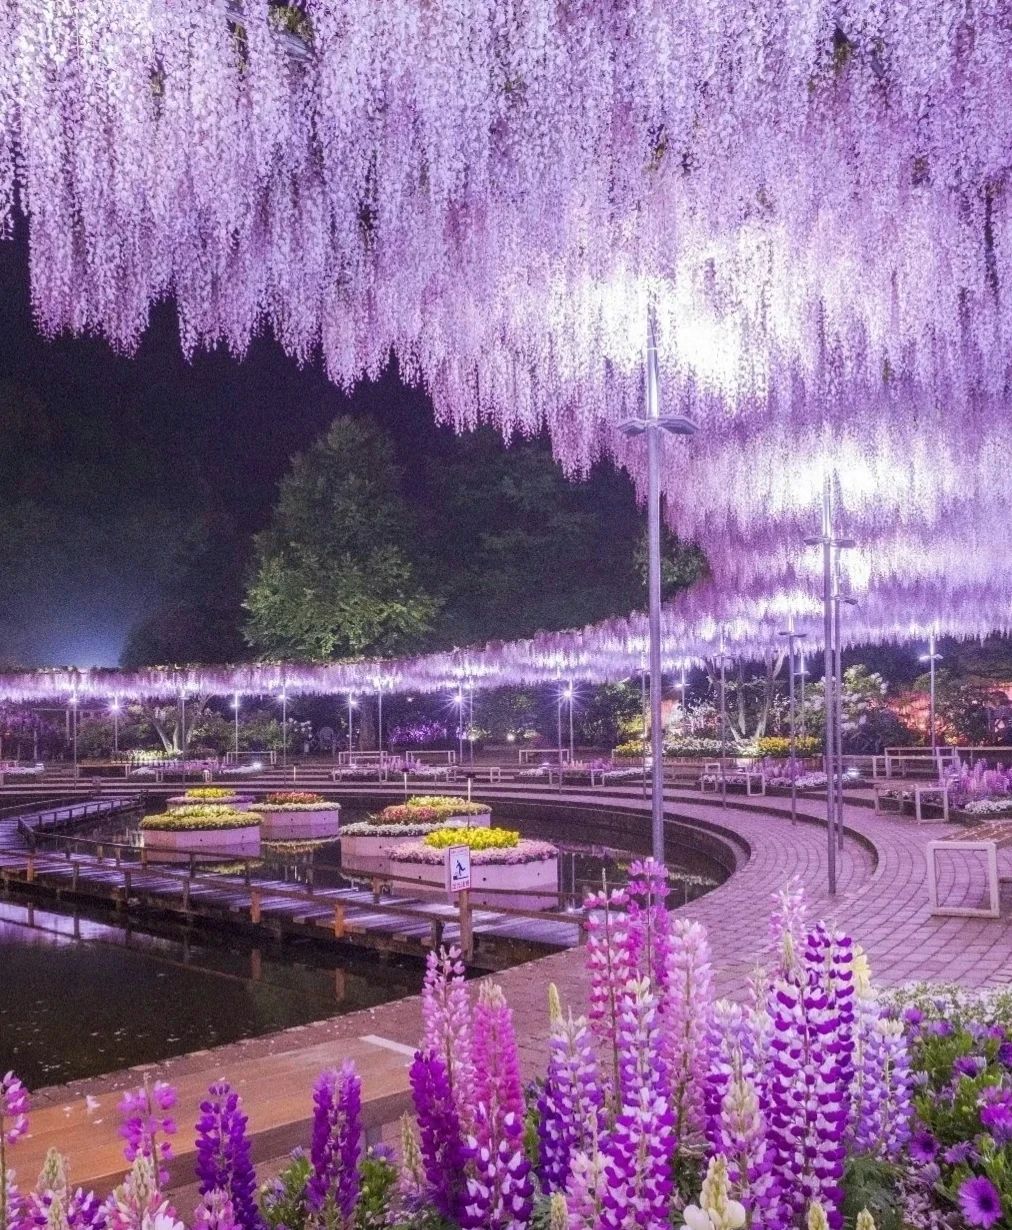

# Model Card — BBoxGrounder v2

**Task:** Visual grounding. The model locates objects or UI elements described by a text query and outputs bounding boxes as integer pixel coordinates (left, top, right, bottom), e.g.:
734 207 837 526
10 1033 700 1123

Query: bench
927 820 1012 917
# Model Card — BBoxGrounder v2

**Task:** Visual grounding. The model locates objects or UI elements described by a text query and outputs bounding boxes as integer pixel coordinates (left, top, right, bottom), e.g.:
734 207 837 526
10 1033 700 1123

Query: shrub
756 735 822 758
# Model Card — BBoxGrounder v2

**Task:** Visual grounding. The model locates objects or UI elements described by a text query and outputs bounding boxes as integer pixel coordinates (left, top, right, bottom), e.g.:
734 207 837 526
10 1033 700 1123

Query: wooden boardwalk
0 797 583 969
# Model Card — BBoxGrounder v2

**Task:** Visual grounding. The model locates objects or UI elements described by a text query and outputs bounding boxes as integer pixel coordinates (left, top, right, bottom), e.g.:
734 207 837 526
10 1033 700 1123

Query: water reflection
0 897 421 1089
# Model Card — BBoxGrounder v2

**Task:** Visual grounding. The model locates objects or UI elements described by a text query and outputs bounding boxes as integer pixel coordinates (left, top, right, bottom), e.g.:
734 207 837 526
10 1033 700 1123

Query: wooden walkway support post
333 902 346 938
458 888 473 962
250 887 262 925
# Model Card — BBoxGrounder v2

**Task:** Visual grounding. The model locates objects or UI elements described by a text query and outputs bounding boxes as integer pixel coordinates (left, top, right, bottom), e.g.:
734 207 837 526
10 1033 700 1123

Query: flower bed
962 798 1012 819
340 814 450 874
375 797 491 829
140 808 261 856
167 788 252 811
389 832 558 908
249 792 341 839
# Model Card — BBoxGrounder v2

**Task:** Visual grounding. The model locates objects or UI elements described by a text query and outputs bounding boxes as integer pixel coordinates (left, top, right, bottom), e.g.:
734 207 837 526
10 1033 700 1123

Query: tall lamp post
232 692 240 760
804 475 855 895
777 621 808 826
466 683 475 765
110 698 121 757
347 694 357 756
617 307 698 865
278 687 288 767
563 683 575 763
715 635 733 810
179 684 191 784
919 630 943 756
454 690 464 765
69 694 79 778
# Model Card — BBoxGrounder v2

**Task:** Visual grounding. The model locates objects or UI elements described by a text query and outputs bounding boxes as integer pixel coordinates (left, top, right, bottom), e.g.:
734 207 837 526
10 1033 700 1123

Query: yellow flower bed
184 787 234 800
422 826 519 852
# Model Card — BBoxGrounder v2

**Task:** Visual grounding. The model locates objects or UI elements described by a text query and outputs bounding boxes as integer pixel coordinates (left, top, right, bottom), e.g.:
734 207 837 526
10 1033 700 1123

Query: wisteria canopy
1 0 1010 696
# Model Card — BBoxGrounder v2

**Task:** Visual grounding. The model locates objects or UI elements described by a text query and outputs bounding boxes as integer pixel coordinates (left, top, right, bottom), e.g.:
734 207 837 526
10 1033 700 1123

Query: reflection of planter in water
142 824 261 860
389 843 559 910
256 807 341 840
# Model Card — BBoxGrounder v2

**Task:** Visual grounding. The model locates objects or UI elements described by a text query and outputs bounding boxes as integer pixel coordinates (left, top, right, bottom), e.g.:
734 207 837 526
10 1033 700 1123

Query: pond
1 799 723 1088
0 895 422 1089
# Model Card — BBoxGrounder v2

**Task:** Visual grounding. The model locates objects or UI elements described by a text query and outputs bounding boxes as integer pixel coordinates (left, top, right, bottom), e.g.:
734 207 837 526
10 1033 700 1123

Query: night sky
0 229 455 667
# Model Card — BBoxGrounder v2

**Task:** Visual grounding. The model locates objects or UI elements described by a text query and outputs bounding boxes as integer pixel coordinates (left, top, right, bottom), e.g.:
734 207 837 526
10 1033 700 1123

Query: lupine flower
117 1082 177 1184
103 1154 179 1230
679 1156 746 1229
598 978 674 1230
959 1175 1004 1228
624 859 672 993
547 1192 567 1230
855 1212 877 1230
807 1202 830 1230
564 1141 606 1230
421 947 475 1121
191 1190 238 1230
194 1083 261 1230
537 988 603 1193
584 883 633 1098
663 918 715 1140
306 1064 360 1226
1 1075 29 1147
768 926 854 1228
397 1114 425 1202
769 878 808 973
460 985 533 1230
408 1051 468 1222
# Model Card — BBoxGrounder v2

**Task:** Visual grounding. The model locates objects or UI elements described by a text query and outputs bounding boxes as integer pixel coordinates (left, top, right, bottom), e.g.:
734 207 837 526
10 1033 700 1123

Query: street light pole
617 307 698 865
920 631 943 755
280 688 288 767
347 694 356 756
180 686 188 784
111 699 120 757
804 476 855 895
777 622 808 826
717 636 731 811
69 695 78 778
233 692 240 760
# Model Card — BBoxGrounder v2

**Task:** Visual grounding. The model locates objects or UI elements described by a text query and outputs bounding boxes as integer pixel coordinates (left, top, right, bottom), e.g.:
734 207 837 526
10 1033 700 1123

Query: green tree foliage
243 418 440 659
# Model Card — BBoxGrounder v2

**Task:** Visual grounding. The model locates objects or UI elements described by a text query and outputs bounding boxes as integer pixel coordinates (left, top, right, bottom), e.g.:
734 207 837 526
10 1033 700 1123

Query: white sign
446 844 471 893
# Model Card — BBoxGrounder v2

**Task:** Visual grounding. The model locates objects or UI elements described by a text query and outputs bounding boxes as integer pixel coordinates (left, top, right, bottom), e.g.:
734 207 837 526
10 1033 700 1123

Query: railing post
371 876 381 904
333 902 346 938
458 889 473 962
123 867 131 898
430 918 444 950
25 854 35 883
250 887 262 925
72 862 80 892
182 877 191 911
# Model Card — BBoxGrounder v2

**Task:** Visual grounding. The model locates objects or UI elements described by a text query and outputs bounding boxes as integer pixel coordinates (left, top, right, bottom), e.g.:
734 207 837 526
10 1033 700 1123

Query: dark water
0 898 421 1088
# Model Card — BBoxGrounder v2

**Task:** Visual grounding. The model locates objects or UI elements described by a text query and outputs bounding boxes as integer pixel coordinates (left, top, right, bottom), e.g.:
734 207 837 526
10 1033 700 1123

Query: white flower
681 1206 715 1230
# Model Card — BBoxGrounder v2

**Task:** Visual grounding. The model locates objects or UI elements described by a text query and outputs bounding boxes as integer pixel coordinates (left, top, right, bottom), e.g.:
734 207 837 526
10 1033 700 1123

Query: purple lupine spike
663 918 715 1142
306 1063 361 1226
1 1072 30 1230
768 925 855 1229
192 1190 238 1230
460 985 533 1230
408 1051 469 1223
851 998 913 1159
194 1082 262 1230
584 884 633 1099
769 877 808 973
624 858 672 992
598 978 674 1230
421 947 476 1120
537 1004 604 1192
116 1082 177 1187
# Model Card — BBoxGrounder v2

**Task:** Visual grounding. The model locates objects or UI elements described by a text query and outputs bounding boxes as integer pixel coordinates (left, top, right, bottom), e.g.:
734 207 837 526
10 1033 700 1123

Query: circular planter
340 830 422 874
142 824 261 861
258 807 341 841
389 851 559 910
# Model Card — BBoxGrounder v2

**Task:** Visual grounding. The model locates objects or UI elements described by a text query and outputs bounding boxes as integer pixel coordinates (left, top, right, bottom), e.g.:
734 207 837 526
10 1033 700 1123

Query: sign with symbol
446 844 471 893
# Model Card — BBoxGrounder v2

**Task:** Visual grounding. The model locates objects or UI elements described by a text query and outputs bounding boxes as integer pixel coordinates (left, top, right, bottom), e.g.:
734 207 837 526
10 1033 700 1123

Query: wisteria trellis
1 0 1011 682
